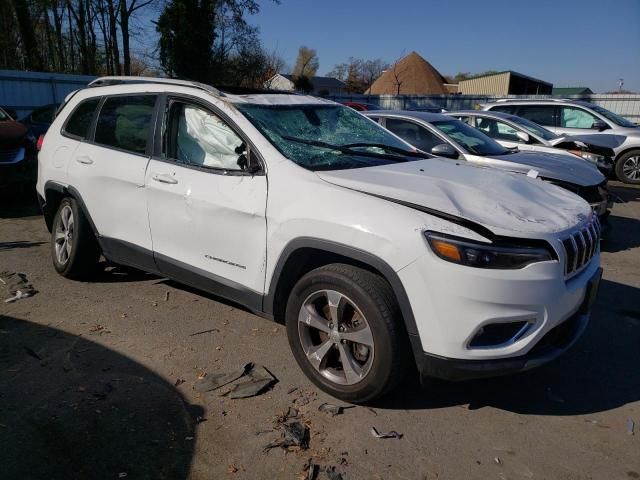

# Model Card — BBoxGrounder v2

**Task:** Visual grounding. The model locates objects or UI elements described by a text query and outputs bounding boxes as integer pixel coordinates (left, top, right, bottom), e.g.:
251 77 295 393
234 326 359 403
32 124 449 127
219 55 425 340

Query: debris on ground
325 466 344 480
494 457 502 465
371 426 403 439
0 271 37 303
189 328 220 337
264 422 310 452
366 407 378 416
318 403 349 416
165 291 170 302
226 365 278 399
227 464 239 474
194 363 252 392
174 378 185 387
194 363 277 399
627 419 635 436
287 386 298 394
300 460 344 480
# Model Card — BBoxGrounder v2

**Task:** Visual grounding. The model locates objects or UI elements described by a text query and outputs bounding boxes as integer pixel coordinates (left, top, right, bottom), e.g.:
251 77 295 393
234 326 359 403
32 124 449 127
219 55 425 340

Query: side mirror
516 131 530 143
431 143 458 159
591 120 609 131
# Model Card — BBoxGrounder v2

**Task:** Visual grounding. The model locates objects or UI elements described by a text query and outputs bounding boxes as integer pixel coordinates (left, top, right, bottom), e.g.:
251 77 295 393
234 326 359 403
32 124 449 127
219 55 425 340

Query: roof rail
87 76 224 97
495 98 571 103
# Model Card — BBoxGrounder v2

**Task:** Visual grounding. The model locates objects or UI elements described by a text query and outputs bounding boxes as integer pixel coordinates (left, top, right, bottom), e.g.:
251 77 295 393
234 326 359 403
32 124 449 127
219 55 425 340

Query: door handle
152 174 178 185
76 155 93 165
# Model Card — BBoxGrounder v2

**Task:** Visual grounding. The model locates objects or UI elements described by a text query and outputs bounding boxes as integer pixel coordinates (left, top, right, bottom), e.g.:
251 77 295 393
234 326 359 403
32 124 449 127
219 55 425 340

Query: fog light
469 321 531 348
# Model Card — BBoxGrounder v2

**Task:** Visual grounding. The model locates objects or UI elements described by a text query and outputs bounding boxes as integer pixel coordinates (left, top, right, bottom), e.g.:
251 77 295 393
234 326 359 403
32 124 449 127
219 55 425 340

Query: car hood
469 150 604 186
317 158 591 237
550 133 627 150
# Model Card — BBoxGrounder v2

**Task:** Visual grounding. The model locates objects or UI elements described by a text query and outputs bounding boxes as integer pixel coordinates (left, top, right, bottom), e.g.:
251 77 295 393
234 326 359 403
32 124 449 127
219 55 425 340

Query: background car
481 99 640 184
0 106 38 191
365 110 611 222
20 103 59 137
448 110 615 175
341 101 380 111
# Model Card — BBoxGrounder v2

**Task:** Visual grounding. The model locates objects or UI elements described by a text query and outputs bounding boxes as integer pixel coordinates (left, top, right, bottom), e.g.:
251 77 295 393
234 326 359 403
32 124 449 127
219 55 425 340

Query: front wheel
615 150 640 184
285 264 409 403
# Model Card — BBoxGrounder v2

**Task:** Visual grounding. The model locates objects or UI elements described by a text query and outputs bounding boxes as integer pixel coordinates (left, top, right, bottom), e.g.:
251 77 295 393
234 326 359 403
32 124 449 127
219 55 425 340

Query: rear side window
517 105 555 126
94 95 156 155
64 98 100 138
488 105 518 114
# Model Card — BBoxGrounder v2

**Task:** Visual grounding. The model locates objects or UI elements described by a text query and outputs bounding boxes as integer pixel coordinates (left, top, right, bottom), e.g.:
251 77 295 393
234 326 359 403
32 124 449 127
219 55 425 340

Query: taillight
37 134 44 151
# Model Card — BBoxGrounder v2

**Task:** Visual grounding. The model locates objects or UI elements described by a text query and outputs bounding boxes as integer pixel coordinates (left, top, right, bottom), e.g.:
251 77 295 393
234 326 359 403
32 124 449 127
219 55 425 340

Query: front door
145 97 268 308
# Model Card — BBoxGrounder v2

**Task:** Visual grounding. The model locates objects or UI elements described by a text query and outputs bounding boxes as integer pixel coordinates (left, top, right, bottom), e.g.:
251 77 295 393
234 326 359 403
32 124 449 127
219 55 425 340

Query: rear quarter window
94 95 157 155
63 98 101 138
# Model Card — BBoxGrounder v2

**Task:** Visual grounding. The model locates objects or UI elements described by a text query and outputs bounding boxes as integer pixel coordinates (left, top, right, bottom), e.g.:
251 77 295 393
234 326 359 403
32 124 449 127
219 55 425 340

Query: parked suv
482 99 640 184
37 77 602 402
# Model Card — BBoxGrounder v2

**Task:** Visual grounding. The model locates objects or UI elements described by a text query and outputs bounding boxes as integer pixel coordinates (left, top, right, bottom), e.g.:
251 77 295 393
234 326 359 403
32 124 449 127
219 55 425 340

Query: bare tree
390 55 408 95
120 0 155 75
292 45 318 78
361 58 388 90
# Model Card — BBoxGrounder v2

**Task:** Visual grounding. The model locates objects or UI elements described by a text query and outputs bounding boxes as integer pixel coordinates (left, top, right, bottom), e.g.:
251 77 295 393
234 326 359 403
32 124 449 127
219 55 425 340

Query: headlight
569 150 608 168
425 231 555 269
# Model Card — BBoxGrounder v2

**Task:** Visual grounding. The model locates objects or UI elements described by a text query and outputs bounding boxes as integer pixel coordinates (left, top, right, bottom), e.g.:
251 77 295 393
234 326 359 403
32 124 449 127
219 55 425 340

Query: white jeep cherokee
37 77 602 402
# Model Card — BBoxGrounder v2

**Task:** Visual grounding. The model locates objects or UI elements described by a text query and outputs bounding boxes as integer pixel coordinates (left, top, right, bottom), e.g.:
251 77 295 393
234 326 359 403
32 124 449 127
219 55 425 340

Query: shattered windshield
432 119 511 156
237 104 421 171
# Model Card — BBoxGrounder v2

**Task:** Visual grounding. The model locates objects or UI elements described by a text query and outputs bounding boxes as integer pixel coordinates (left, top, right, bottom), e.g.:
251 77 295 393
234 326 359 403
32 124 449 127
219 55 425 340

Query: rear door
145 96 267 306
66 94 158 269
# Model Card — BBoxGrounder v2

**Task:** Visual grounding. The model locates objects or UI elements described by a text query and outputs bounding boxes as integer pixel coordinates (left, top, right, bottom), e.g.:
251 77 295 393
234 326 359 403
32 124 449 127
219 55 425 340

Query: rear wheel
285 264 409 403
51 197 100 279
615 150 640 184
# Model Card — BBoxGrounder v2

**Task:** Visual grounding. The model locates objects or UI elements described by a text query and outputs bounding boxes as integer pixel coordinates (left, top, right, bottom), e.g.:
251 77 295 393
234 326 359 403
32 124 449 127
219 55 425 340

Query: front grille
562 217 600 277
0 147 25 164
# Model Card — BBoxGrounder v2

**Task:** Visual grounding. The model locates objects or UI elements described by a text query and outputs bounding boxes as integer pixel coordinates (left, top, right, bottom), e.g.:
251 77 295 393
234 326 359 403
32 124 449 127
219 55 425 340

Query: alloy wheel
297 289 375 386
622 155 640 181
54 205 74 265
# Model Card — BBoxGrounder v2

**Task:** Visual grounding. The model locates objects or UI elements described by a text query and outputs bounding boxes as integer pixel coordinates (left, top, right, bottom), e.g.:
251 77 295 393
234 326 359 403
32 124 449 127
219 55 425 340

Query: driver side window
165 102 245 171
473 117 521 142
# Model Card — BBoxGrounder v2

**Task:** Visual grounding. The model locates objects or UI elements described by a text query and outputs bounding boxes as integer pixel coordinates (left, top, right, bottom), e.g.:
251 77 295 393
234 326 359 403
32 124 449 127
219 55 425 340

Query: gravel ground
1 182 639 480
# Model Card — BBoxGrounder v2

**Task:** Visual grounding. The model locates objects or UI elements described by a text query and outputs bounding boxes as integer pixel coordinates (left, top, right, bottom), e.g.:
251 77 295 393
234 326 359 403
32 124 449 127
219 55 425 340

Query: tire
285 263 409 403
615 150 640 184
51 197 100 279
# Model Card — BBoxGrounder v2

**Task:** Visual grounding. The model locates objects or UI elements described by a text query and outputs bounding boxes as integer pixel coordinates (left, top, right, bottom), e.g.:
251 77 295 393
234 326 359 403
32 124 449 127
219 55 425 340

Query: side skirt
100 236 265 316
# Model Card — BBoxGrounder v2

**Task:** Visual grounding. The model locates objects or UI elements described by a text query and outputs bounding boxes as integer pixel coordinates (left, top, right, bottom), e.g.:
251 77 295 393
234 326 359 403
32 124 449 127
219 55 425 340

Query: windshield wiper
281 135 412 162
340 142 431 159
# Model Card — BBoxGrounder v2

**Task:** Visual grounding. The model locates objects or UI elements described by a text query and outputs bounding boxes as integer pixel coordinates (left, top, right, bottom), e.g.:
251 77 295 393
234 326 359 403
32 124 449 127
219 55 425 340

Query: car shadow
89 263 161 284
0 240 47 251
609 183 640 204
0 188 41 218
601 214 640 252
375 278 640 416
0 315 203 479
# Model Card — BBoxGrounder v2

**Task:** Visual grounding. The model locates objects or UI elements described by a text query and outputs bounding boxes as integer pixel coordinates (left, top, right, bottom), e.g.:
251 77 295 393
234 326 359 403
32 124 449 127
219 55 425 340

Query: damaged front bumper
413 267 601 382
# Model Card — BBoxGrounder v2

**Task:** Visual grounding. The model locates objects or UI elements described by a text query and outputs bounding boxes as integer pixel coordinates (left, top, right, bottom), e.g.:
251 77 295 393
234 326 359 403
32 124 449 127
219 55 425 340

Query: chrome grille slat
562 219 600 279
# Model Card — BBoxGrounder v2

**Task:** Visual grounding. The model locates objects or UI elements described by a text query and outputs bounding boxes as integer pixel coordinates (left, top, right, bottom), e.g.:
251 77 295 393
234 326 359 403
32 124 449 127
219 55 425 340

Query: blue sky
252 0 640 93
